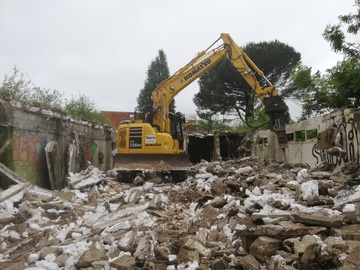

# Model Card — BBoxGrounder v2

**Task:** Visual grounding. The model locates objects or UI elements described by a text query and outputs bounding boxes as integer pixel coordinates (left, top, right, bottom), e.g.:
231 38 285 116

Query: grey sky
0 0 356 120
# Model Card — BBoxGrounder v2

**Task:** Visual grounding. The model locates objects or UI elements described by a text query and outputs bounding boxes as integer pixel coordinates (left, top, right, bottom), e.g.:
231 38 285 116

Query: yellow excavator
114 33 288 179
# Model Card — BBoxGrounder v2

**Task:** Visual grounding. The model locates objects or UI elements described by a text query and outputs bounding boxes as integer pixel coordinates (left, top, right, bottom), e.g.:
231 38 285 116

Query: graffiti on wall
13 131 47 167
87 142 97 162
312 119 360 167
85 142 105 165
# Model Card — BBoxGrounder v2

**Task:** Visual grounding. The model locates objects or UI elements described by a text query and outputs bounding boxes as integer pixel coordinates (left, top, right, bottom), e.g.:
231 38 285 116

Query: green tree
290 64 331 118
195 110 234 133
246 40 301 97
193 41 300 126
327 58 360 107
137 49 174 114
323 0 360 59
291 1 360 118
293 59 360 119
64 93 110 124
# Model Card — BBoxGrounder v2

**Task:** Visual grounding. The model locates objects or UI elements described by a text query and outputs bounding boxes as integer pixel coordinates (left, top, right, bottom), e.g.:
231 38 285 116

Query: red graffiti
13 132 45 166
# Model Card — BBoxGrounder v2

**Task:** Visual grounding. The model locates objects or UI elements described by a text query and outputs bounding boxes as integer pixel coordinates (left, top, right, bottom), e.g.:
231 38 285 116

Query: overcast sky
0 0 357 120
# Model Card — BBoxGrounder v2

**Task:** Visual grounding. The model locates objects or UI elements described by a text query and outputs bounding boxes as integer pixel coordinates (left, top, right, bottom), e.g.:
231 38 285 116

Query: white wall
256 108 360 170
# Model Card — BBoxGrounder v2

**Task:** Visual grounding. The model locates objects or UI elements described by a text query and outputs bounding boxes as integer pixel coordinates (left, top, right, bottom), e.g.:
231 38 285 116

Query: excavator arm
149 33 288 151
115 33 288 176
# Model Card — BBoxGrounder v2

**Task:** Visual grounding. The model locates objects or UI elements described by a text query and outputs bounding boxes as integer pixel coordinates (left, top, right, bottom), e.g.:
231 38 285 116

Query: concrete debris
326 146 347 158
1 156 360 269
45 141 63 191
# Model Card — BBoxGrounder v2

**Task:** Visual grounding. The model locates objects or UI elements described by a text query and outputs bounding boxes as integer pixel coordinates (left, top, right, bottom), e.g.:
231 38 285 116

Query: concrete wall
0 98 114 190
256 108 360 171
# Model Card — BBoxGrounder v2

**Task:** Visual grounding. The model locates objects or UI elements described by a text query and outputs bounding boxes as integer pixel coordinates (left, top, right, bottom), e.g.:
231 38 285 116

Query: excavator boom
115 33 288 180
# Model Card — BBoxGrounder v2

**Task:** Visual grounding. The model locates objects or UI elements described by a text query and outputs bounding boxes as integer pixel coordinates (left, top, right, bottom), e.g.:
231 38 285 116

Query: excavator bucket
114 153 191 182
264 96 289 161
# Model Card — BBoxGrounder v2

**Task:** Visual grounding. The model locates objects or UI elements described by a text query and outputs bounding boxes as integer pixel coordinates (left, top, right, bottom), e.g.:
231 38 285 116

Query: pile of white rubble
1 156 360 269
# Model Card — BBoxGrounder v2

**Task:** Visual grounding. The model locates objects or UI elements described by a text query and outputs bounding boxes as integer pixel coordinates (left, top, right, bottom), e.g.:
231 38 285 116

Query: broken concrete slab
334 224 360 241
233 254 260 270
0 183 27 203
177 246 199 264
23 185 56 202
0 162 29 185
109 254 136 270
341 242 360 270
300 242 321 264
250 236 282 263
45 141 63 190
67 166 104 189
238 221 328 240
76 248 107 268
292 209 345 227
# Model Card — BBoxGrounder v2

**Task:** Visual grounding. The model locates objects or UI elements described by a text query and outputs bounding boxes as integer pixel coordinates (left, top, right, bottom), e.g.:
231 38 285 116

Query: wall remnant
257 108 360 172
45 141 62 190
0 98 114 189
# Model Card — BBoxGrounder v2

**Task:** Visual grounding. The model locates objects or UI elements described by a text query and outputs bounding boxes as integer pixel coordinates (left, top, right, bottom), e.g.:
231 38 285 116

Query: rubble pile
1 156 360 270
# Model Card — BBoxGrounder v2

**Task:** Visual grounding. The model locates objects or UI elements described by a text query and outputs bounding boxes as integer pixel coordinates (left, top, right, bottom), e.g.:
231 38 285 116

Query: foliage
323 0 360 59
236 107 270 131
327 58 360 107
193 41 300 127
29 87 64 109
64 93 111 124
291 58 360 119
291 2 360 119
245 40 301 97
194 111 234 133
191 106 274 133
197 118 234 133
0 67 32 100
137 49 175 114
0 67 63 109
1 67 111 124
290 64 329 118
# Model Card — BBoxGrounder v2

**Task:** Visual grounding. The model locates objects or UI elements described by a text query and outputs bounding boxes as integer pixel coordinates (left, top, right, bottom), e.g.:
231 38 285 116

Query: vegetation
193 41 300 129
0 67 63 109
323 0 360 60
64 93 111 124
291 0 360 119
136 49 174 115
0 67 110 124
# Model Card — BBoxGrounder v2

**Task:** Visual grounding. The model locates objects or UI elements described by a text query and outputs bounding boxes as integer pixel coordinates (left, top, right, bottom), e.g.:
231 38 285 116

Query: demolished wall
257 108 360 171
0 98 114 190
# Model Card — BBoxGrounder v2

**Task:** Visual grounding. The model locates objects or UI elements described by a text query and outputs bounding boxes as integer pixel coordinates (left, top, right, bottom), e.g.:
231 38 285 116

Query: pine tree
194 41 300 124
137 49 175 114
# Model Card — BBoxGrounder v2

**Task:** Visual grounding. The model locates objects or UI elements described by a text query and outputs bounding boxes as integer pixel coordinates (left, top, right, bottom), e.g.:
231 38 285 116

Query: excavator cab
169 112 186 150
